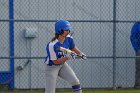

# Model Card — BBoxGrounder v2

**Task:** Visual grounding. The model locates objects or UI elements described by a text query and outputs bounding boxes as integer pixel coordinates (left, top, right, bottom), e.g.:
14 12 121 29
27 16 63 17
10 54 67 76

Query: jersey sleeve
68 37 75 49
130 22 140 52
47 42 58 60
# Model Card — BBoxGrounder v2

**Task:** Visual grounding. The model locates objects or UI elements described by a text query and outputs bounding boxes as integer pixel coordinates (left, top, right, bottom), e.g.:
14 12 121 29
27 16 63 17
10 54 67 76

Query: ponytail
51 34 59 42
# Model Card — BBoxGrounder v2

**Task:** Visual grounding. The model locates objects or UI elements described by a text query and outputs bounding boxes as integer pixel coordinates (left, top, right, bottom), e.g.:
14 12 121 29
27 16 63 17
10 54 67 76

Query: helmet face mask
55 20 72 34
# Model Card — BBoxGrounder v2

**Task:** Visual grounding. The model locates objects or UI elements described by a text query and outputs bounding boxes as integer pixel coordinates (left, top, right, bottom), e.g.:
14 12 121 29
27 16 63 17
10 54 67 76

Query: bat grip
76 54 87 60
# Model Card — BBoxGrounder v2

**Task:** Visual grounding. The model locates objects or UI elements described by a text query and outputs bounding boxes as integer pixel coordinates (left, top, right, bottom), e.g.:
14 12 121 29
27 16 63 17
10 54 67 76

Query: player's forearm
52 57 69 65
71 47 82 55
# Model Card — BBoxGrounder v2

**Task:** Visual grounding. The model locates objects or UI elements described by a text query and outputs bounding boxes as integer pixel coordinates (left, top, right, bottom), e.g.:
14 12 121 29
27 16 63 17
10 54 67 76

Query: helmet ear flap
57 29 64 35
59 30 64 35
57 28 63 35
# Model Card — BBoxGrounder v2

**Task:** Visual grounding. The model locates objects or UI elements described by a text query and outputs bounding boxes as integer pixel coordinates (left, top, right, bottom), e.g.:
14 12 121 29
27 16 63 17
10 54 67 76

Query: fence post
9 0 14 89
113 0 117 89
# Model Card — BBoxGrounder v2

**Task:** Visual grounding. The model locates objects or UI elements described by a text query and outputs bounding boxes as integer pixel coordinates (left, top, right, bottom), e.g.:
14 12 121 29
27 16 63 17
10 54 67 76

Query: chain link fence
0 0 140 92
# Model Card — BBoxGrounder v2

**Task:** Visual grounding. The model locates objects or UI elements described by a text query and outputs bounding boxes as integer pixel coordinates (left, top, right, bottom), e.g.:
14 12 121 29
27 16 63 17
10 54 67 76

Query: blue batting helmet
55 20 72 34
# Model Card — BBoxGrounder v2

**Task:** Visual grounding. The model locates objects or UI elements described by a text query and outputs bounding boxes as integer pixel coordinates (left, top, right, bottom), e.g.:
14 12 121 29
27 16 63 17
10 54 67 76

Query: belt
47 63 64 66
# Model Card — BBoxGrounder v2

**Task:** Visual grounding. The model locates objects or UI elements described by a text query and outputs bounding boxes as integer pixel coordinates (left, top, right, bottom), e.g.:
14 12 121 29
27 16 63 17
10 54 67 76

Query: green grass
82 89 140 93
1 89 140 93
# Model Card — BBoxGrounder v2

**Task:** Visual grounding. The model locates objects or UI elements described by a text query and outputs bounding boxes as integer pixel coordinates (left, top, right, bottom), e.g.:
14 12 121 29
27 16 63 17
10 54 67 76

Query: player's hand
80 53 87 60
66 53 76 60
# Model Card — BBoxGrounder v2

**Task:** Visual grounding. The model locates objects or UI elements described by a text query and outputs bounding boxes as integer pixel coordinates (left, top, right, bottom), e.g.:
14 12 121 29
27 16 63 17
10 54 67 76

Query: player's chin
62 34 68 37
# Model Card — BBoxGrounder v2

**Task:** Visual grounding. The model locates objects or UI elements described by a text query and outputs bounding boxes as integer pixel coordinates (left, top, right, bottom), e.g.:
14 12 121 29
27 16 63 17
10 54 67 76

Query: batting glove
80 53 87 60
66 53 76 60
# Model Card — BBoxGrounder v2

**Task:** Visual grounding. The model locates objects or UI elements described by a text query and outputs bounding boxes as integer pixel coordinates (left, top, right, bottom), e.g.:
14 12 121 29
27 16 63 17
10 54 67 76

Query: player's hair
51 34 59 42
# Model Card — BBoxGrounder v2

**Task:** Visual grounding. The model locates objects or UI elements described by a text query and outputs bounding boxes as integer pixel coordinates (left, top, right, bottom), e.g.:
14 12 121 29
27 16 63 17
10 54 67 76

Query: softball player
130 22 140 88
45 20 86 93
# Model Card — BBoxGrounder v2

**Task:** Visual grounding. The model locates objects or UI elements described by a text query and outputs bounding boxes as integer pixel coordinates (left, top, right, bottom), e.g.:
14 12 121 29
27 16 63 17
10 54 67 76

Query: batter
44 20 86 93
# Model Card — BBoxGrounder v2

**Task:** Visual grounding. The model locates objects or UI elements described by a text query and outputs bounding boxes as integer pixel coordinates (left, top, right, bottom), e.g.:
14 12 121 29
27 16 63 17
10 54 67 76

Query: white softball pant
45 62 82 93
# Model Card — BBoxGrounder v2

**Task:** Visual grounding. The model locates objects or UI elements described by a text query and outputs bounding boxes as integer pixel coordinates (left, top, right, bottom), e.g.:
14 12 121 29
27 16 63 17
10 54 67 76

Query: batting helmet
55 20 72 34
